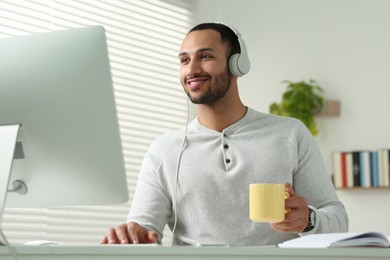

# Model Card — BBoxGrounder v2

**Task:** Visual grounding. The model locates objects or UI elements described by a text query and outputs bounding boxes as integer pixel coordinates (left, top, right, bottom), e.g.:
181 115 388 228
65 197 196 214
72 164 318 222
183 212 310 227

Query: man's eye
180 58 189 64
201 54 211 59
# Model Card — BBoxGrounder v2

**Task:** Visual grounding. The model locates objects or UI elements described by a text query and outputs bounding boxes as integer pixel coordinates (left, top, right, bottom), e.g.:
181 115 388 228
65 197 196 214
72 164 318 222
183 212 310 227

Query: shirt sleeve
292 122 349 235
127 151 172 241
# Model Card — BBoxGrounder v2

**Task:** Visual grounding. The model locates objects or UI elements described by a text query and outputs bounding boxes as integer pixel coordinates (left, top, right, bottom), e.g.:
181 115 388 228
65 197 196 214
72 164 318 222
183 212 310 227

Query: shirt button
224 144 229 149
226 159 231 163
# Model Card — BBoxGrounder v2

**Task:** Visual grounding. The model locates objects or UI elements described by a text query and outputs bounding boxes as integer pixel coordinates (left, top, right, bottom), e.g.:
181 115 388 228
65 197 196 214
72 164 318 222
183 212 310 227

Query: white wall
197 0 390 234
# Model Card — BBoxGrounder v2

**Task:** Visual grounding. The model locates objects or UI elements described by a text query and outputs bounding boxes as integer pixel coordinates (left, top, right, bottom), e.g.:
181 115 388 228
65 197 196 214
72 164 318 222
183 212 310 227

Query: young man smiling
101 23 348 246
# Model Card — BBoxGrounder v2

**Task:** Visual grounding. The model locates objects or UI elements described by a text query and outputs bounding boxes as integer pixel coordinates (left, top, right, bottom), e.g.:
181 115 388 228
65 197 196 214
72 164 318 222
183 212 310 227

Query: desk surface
1 245 390 260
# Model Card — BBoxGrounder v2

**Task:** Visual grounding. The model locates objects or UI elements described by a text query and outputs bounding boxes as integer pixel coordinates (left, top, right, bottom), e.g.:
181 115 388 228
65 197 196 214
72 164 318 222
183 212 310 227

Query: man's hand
100 222 158 244
271 183 309 233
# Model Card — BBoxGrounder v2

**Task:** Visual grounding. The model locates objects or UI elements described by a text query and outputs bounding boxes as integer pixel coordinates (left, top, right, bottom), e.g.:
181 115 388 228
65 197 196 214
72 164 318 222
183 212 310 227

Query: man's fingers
271 211 305 232
271 184 310 234
115 224 129 244
271 215 304 232
101 222 158 245
100 236 108 244
284 182 295 197
148 231 158 243
106 227 121 244
128 223 142 244
100 225 130 244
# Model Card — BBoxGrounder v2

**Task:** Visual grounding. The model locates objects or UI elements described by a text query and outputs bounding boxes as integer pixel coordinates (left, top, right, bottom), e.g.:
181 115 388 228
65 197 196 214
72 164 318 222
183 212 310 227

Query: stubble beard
183 68 232 105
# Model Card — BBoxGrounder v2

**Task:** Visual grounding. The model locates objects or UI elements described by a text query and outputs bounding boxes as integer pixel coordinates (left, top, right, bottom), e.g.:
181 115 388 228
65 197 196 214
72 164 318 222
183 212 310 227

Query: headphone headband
218 23 251 77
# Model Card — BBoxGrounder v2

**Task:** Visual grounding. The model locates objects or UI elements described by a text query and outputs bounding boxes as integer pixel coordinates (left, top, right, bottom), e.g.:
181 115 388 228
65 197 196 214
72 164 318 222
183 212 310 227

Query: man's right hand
100 222 158 244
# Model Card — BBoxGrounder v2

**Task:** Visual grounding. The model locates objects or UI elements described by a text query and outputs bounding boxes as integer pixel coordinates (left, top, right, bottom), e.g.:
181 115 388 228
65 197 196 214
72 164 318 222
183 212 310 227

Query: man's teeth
189 80 204 85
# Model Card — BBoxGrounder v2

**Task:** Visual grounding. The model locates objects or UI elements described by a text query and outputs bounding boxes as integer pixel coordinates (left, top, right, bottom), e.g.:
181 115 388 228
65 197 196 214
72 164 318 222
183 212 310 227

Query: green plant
269 79 324 136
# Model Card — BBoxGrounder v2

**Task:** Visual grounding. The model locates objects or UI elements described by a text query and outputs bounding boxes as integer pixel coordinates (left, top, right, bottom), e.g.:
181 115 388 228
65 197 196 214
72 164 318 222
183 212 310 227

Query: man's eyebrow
178 47 216 57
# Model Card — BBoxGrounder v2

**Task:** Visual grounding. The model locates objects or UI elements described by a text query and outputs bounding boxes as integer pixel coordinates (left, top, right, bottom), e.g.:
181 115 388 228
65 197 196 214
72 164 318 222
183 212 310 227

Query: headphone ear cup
229 52 250 77
229 53 243 77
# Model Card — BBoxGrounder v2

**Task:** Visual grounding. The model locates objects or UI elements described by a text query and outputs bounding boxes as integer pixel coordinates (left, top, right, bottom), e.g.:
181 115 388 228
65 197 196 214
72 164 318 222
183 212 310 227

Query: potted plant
269 79 324 136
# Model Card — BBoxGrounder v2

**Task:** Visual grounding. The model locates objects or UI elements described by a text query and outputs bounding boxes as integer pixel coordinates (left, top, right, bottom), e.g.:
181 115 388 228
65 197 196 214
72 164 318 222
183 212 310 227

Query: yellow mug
249 183 289 222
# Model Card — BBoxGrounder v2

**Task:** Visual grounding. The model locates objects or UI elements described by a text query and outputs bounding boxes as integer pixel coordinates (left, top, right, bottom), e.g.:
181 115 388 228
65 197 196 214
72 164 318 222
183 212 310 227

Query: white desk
0 245 390 260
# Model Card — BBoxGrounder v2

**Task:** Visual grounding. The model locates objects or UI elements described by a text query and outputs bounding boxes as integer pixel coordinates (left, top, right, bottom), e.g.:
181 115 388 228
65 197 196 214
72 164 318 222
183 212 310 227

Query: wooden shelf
316 99 340 117
335 187 390 190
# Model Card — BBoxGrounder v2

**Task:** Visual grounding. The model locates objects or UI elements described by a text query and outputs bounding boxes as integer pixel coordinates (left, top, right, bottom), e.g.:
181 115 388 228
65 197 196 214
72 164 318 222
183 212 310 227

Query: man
101 22 348 246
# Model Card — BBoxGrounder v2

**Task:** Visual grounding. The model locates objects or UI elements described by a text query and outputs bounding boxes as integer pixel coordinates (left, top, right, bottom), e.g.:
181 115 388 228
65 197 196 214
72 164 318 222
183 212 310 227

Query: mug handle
284 192 291 213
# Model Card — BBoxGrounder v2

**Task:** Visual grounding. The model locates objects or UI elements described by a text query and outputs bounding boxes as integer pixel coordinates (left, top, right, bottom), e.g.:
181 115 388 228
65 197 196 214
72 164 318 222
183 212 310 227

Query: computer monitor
0 26 129 216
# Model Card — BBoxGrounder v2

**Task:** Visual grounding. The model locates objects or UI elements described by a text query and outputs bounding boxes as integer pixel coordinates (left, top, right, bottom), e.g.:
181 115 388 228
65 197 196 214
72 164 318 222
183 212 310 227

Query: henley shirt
128 107 348 246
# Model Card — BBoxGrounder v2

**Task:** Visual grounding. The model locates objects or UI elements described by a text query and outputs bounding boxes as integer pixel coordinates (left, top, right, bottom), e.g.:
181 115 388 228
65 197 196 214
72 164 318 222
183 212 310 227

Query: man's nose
186 60 201 76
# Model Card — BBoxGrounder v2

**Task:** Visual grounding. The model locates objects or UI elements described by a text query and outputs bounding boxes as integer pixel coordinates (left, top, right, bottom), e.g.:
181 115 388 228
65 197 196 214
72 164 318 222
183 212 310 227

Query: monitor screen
0 26 129 209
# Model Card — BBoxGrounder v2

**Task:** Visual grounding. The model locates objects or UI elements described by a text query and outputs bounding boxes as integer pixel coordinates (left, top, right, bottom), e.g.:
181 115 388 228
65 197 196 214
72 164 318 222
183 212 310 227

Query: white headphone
219 23 251 77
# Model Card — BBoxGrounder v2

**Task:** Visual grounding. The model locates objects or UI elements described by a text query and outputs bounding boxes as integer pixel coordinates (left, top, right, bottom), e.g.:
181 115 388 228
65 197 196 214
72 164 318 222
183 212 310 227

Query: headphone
219 23 251 77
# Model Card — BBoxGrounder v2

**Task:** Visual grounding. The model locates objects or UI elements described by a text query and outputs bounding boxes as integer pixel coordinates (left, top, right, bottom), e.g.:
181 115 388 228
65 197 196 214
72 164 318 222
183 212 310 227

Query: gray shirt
128 107 348 246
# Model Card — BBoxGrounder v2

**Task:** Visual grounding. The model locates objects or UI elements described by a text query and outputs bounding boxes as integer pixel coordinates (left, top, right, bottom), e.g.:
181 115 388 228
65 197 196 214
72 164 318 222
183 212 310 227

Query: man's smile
186 77 208 90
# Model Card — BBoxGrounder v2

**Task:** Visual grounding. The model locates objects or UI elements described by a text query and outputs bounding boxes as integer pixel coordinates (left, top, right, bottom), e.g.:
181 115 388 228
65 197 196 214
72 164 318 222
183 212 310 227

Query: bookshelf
332 150 390 189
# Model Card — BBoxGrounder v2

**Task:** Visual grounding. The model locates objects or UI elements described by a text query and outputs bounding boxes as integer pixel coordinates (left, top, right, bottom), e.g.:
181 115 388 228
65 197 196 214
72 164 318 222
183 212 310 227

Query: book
340 152 347 188
332 152 342 188
352 151 361 187
345 152 354 188
278 232 390 248
371 151 379 187
359 151 371 187
332 152 347 188
383 150 390 186
378 149 390 187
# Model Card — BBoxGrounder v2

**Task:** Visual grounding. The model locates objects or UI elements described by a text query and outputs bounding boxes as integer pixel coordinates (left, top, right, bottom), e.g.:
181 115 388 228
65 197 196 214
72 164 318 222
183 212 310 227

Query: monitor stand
0 124 27 245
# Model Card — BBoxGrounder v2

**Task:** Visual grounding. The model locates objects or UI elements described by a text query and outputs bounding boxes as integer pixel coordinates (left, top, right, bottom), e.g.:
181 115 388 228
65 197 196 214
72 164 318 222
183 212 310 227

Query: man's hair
188 23 241 60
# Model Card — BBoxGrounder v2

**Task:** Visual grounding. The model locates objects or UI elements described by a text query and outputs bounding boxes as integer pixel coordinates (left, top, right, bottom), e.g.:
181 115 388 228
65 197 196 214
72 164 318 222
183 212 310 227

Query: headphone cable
168 97 190 246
